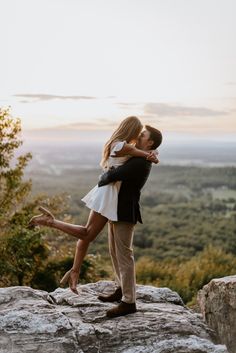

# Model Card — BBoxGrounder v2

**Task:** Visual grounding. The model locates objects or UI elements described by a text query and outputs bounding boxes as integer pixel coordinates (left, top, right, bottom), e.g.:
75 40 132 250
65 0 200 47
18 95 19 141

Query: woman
28 116 158 293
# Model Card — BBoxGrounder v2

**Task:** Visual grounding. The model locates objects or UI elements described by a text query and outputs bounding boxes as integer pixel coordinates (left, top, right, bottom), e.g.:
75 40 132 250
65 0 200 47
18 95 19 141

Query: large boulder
0 281 228 353
197 275 236 353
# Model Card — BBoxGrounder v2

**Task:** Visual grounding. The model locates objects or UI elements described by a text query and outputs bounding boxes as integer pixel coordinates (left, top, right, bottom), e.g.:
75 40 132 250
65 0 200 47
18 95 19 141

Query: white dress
81 141 131 221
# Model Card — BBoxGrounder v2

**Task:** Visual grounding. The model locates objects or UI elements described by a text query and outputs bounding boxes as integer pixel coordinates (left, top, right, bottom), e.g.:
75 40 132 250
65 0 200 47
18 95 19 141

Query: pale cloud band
14 94 229 119
14 94 99 103
117 101 228 117
45 119 117 131
144 103 228 117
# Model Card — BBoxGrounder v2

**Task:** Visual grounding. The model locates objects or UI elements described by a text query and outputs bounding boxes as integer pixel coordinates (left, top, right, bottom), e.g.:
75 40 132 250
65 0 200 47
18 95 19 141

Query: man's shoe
98 287 122 302
106 301 137 318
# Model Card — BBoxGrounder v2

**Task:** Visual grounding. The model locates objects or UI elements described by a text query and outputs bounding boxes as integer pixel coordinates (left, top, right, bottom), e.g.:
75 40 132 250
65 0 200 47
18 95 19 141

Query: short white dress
81 141 131 221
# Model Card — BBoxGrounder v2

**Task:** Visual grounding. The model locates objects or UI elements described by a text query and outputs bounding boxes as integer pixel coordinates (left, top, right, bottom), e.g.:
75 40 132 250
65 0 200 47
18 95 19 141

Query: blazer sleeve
98 157 150 186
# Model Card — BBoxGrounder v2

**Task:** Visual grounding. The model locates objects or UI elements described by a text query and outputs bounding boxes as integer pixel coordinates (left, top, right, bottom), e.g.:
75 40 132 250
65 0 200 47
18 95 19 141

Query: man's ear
147 139 154 149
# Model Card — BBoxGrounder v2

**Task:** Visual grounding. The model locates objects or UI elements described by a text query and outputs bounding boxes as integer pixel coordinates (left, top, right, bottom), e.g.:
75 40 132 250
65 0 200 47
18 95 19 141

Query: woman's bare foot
27 206 55 229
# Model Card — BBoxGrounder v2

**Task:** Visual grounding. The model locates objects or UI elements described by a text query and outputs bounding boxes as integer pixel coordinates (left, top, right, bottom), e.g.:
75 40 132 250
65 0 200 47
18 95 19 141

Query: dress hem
81 199 118 221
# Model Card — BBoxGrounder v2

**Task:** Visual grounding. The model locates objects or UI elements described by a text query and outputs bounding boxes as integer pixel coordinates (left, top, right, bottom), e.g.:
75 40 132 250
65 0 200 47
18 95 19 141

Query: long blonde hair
100 116 142 169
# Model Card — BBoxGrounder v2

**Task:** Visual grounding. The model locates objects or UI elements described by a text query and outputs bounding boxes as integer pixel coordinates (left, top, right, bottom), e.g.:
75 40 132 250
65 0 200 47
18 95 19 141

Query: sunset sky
1 0 236 135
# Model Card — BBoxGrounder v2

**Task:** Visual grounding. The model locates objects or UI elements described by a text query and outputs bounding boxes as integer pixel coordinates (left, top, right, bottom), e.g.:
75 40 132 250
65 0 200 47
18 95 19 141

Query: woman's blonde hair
100 116 142 168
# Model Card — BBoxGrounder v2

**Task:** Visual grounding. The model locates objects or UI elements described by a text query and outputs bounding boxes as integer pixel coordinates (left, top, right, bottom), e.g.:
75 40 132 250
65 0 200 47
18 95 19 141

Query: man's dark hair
146 125 162 149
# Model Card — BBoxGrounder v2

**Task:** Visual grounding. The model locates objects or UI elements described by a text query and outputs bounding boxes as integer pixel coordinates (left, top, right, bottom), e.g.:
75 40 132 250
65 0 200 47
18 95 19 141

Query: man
97 125 162 317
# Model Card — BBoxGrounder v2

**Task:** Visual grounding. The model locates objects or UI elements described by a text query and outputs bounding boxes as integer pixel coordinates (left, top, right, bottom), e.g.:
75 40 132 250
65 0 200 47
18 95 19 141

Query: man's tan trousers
108 221 136 304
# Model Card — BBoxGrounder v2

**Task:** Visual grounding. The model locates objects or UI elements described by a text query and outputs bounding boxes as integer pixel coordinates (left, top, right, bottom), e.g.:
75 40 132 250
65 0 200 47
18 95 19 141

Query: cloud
116 101 228 118
14 94 98 102
144 103 228 117
226 81 236 86
96 118 117 127
34 120 117 131
42 122 100 130
27 117 135 132
117 102 141 109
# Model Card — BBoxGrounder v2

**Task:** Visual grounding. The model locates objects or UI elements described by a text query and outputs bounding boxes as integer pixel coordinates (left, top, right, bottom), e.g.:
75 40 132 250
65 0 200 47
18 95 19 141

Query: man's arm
98 157 151 187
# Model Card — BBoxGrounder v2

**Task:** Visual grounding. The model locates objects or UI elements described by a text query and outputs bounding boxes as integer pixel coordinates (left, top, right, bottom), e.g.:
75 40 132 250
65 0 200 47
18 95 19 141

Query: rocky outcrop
0 281 228 353
197 275 236 353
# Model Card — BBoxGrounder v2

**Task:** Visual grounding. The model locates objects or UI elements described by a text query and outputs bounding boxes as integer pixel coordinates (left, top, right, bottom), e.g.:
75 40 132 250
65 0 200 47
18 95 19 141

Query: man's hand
98 171 110 187
97 155 153 187
98 166 115 187
146 150 159 164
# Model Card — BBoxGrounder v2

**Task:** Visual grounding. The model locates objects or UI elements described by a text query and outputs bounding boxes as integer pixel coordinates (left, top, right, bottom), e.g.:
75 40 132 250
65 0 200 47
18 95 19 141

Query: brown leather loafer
98 287 122 302
106 301 137 318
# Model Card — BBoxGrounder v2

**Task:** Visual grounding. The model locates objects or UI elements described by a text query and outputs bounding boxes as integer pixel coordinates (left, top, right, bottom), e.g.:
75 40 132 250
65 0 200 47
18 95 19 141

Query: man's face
136 130 153 150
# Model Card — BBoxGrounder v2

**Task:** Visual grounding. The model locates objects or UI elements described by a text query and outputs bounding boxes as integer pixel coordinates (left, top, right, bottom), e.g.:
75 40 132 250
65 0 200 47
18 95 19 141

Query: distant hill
17 128 236 170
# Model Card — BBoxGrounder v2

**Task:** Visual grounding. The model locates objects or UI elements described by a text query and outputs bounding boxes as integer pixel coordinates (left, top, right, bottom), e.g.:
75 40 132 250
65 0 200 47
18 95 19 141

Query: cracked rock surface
0 281 228 353
197 275 236 353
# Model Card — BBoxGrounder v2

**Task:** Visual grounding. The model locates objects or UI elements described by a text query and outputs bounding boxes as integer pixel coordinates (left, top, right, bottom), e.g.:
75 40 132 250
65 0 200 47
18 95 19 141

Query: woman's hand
146 150 159 164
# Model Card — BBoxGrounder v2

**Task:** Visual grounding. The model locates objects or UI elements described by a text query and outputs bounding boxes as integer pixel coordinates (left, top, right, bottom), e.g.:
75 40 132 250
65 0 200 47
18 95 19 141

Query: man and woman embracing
28 116 162 318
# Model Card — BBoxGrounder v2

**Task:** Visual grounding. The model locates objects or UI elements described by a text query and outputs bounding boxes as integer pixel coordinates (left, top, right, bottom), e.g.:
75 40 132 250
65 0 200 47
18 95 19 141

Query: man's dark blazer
98 157 152 224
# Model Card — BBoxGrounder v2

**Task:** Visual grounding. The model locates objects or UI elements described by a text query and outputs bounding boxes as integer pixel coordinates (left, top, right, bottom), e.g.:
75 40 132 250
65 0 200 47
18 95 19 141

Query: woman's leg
50 219 87 239
68 240 89 293
30 208 108 292
71 211 108 271
67 210 108 292
35 209 107 241
29 208 88 239
51 210 107 240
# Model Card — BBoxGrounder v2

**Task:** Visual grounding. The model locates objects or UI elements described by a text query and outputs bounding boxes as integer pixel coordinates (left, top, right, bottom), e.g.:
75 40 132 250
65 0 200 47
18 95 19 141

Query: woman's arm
113 143 158 163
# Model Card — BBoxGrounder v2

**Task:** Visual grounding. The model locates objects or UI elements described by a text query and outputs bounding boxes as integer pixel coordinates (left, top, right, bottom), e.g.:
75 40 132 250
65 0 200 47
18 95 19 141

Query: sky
1 0 236 135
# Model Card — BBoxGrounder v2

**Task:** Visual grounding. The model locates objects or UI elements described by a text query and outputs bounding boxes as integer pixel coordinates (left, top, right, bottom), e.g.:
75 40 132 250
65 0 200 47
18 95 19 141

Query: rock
197 275 236 353
0 281 228 353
